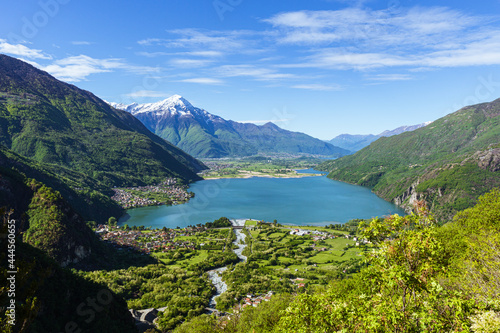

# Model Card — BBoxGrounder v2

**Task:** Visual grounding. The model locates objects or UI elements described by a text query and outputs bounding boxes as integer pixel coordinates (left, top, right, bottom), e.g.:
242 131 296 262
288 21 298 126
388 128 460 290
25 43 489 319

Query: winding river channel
207 219 247 307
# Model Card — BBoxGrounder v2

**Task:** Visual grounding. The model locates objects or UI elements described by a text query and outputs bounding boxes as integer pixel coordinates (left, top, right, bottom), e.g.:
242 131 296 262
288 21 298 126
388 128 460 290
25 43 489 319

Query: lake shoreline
118 174 404 229
202 170 323 180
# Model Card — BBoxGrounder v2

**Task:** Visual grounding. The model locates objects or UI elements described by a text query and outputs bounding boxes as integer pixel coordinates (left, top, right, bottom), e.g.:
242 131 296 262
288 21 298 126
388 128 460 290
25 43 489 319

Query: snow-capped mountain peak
107 95 223 123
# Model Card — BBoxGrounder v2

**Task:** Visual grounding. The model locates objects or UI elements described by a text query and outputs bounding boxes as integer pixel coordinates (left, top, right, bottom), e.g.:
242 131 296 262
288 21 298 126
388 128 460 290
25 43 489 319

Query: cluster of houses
289 228 337 240
292 277 306 288
96 226 199 254
289 228 371 248
111 178 192 208
234 291 274 311
201 161 235 173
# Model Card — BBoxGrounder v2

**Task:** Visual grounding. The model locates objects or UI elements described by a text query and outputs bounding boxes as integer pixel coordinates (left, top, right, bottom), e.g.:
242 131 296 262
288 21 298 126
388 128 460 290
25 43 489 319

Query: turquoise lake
119 169 405 228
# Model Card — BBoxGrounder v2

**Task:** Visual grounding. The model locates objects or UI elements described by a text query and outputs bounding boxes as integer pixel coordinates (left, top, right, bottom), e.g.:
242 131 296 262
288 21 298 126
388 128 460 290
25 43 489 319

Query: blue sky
1 0 500 139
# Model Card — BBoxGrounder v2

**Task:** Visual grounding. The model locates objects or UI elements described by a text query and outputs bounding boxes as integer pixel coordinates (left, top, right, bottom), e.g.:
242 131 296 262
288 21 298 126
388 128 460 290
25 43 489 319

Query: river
119 169 405 228
207 219 247 307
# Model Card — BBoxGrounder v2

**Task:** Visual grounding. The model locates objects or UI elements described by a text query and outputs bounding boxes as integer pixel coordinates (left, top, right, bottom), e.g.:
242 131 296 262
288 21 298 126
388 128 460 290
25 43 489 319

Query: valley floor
85 217 365 332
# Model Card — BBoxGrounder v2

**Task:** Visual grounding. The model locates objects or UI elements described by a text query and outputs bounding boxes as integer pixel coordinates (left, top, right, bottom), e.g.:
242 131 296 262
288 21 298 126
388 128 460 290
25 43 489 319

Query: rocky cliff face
392 147 500 219
462 148 500 172
393 180 424 213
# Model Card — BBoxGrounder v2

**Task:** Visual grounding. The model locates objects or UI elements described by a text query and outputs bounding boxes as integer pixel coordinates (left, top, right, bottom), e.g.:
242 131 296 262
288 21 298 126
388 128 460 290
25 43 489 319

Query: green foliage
78 264 214 331
0 145 123 223
20 179 97 265
204 217 232 228
176 192 500 332
0 209 135 333
173 295 294 333
107 216 117 226
191 251 239 273
445 189 500 303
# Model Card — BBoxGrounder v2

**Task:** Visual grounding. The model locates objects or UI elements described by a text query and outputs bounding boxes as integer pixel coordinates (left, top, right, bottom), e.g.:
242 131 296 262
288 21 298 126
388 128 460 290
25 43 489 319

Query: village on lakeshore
111 177 194 209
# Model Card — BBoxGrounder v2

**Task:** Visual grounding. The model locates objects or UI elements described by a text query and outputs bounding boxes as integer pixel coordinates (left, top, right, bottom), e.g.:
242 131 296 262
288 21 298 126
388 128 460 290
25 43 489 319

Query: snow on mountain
108 95 224 124
107 95 349 158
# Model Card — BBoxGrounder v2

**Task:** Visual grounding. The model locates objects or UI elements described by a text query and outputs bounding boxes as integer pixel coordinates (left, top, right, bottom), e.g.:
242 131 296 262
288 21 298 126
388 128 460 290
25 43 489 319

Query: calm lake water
119 169 405 228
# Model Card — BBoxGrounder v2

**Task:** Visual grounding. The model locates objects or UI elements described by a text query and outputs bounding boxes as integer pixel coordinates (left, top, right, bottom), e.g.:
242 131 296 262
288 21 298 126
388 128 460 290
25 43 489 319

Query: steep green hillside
0 145 123 223
0 159 105 266
0 54 205 187
0 221 136 333
318 98 500 220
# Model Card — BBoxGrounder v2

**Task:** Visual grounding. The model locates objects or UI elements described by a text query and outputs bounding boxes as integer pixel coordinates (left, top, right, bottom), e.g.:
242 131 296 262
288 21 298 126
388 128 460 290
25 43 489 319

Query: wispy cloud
170 58 214 68
41 55 123 81
366 74 413 81
179 77 224 85
186 50 223 57
0 39 51 59
138 29 267 55
265 7 484 47
265 7 500 70
136 51 170 58
125 90 169 98
71 41 93 45
216 65 295 81
292 83 341 91
26 55 160 82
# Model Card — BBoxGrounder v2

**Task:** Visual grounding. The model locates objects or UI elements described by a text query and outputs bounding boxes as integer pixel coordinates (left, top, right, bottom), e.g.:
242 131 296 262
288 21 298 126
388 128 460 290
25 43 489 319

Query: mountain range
328 122 431 152
108 96 350 158
318 99 500 220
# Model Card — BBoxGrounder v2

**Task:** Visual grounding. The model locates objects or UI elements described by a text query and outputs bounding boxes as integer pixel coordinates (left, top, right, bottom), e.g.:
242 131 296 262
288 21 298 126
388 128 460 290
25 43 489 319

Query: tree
277 204 471 332
108 216 117 227
446 189 500 303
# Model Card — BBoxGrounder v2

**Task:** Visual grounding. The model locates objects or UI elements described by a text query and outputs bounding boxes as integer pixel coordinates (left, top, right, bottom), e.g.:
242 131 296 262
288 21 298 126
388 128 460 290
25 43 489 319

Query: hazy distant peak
378 122 432 137
328 121 432 152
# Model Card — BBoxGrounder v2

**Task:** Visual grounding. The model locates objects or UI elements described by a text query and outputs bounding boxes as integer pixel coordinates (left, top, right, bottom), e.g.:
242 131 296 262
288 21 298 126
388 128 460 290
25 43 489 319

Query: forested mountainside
0 55 205 188
318 98 500 221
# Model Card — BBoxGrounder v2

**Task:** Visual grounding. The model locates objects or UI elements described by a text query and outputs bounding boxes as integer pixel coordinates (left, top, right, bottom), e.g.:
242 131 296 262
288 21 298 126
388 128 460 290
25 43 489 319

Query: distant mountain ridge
108 96 350 158
328 122 432 152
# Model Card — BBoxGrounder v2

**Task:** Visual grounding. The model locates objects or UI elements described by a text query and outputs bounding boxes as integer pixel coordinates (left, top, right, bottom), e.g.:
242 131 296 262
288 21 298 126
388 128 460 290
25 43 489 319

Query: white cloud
216 65 295 81
0 39 51 59
125 90 169 98
170 58 214 68
186 50 223 57
265 7 485 48
179 78 224 85
292 83 342 91
71 41 93 45
26 55 160 82
136 51 170 57
138 29 266 55
366 74 413 81
41 55 122 81
263 7 500 71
